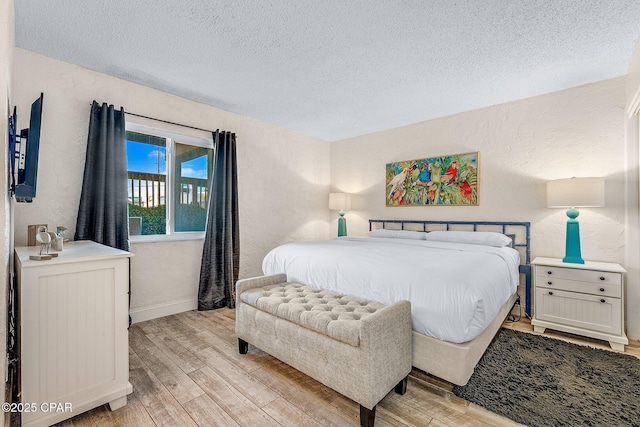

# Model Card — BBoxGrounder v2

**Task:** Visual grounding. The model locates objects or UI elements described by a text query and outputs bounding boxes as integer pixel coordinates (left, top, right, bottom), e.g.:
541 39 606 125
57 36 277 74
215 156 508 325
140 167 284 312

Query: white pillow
424 230 512 247
370 229 427 240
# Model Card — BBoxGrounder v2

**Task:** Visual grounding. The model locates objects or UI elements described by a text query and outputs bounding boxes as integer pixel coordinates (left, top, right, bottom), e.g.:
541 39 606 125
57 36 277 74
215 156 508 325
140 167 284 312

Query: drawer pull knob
547 271 553 275
548 291 553 296
600 299 606 303
547 281 553 285
600 288 605 292
600 277 605 281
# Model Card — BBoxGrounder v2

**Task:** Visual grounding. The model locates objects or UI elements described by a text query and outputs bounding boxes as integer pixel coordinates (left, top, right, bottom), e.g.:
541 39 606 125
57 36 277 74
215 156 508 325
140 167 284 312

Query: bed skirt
411 292 519 386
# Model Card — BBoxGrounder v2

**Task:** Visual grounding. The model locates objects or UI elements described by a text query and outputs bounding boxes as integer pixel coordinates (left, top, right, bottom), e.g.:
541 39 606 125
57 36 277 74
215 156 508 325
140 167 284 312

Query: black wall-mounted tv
8 93 43 203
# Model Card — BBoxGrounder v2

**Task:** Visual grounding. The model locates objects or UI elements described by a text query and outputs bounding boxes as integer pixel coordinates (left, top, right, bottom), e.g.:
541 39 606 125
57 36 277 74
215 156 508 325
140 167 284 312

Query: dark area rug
453 328 640 427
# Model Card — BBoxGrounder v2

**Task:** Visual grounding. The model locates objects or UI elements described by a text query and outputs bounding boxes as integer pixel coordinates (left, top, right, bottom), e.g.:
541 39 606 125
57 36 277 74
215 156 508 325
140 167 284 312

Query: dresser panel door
535 288 622 335
20 256 129 427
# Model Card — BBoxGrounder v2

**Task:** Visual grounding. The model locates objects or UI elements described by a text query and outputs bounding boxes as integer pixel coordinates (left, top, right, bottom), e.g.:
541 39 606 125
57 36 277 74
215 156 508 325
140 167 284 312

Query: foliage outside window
126 125 213 239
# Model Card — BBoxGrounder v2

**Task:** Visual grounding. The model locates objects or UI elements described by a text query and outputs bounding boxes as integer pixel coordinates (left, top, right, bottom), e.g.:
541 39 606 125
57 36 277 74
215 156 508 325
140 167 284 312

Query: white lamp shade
547 177 605 208
329 192 352 210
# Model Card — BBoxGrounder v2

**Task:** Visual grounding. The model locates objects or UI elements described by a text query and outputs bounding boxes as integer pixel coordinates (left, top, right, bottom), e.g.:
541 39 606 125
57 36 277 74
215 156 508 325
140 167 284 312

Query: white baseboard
130 298 198 324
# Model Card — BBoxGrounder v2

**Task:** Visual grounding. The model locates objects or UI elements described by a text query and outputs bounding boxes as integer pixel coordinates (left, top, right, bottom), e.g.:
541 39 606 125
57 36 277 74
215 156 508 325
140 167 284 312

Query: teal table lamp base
337 210 347 237
563 207 584 264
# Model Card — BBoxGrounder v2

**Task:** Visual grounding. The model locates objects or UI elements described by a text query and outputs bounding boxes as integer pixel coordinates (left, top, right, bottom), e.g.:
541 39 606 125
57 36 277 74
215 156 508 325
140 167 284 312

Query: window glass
174 142 212 232
126 131 167 235
125 127 213 238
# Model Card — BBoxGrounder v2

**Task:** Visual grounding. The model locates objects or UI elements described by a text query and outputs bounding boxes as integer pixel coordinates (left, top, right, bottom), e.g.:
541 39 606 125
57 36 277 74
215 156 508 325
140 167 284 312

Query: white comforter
262 237 520 343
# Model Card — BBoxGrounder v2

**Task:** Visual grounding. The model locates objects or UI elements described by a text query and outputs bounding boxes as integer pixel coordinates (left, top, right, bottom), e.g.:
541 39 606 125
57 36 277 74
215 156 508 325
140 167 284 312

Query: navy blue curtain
198 130 239 310
75 101 130 251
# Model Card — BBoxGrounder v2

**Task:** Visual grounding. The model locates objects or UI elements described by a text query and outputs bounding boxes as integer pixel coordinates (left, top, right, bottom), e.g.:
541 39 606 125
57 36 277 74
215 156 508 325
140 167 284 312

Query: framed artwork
386 152 479 206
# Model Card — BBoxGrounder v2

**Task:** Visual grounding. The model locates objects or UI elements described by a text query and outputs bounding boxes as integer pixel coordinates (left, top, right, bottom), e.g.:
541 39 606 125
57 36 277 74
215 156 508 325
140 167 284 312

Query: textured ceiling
13 0 640 141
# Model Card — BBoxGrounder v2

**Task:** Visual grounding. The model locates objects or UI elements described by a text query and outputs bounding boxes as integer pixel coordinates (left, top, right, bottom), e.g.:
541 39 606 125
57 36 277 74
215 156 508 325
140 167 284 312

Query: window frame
126 122 214 243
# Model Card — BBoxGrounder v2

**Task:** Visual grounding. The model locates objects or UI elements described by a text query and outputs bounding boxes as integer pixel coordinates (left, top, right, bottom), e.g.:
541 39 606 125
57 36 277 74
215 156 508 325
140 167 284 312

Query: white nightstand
531 257 628 351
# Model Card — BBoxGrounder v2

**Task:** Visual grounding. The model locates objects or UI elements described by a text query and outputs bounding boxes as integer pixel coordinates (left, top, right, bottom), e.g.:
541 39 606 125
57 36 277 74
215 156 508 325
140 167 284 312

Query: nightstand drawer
536 277 621 298
535 288 622 335
535 265 622 286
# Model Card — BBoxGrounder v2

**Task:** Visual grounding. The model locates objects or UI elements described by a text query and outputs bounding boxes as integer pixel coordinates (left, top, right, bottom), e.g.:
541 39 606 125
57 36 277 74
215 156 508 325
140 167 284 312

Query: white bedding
262 237 520 343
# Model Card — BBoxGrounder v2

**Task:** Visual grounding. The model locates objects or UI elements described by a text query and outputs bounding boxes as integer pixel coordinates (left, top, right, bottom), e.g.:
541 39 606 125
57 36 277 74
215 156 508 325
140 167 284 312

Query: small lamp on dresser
329 192 351 237
547 177 605 264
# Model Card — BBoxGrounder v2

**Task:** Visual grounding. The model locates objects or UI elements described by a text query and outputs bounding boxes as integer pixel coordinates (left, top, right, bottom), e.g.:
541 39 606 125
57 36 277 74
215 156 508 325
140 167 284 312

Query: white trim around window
125 122 214 243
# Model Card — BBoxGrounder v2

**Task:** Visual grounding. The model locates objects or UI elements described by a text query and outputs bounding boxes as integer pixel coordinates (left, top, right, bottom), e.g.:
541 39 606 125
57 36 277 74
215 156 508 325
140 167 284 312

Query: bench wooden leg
394 375 408 395
238 338 248 354
360 404 376 427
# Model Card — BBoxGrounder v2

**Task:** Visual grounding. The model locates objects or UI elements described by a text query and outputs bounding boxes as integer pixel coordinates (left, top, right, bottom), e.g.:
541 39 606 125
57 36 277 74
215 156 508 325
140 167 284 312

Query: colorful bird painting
387 167 409 199
460 181 472 200
441 161 458 184
416 163 431 186
385 152 478 206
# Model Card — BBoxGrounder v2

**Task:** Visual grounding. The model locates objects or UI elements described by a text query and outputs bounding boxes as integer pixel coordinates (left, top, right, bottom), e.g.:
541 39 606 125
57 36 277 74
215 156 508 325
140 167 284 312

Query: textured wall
11 48 330 318
1 0 14 417
11 47 638 340
330 78 636 336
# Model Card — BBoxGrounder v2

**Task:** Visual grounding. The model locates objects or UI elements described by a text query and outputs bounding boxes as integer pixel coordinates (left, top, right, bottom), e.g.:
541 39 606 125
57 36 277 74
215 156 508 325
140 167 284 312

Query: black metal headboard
369 219 532 316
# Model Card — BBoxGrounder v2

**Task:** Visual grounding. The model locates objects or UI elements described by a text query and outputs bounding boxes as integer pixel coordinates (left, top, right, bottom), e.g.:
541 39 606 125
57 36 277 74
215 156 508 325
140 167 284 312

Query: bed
262 219 531 386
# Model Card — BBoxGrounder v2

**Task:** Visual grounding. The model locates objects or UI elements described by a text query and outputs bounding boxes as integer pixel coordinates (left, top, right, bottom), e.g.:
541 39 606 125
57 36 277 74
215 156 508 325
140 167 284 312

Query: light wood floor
54 309 640 427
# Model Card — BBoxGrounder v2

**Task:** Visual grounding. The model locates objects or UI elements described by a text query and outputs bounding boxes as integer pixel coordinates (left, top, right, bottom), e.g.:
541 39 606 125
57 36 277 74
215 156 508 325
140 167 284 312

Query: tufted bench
235 274 412 427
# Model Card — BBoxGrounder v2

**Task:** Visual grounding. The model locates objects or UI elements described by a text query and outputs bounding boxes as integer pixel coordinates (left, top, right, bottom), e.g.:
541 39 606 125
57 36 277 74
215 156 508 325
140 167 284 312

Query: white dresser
15 241 133 427
531 257 627 351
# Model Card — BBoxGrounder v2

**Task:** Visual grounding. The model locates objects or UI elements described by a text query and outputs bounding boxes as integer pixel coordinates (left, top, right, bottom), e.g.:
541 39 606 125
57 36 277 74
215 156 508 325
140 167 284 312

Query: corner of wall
1 1 15 424
625 41 640 340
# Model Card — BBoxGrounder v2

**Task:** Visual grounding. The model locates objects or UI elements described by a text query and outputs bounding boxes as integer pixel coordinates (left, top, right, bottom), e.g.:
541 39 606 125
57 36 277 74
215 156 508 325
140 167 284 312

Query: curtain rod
124 111 217 134
90 103 218 134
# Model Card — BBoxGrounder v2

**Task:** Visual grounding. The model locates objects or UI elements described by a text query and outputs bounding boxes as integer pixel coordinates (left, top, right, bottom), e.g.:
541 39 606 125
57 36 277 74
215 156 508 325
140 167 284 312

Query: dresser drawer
535 288 622 335
536 277 621 298
535 265 622 286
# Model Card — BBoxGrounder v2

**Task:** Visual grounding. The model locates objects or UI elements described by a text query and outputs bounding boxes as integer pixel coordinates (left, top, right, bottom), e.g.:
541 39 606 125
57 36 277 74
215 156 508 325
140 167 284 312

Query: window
126 123 213 240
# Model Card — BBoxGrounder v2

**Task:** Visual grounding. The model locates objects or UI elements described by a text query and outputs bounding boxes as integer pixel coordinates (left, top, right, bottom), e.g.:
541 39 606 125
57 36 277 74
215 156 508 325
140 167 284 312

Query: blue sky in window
127 141 166 174
181 155 208 179
128 140 208 179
